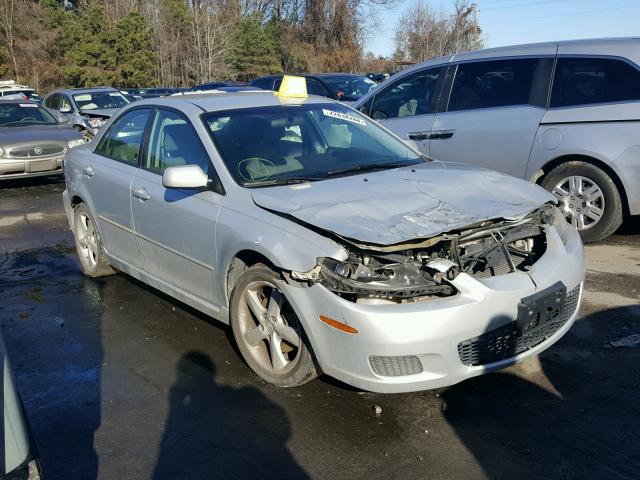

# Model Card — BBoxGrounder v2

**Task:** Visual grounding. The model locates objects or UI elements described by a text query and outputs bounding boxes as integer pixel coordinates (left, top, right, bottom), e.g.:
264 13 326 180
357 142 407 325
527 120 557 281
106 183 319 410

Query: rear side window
370 66 445 120
144 109 210 174
306 78 327 97
252 77 275 90
550 57 640 108
448 58 539 111
95 109 151 165
46 94 60 109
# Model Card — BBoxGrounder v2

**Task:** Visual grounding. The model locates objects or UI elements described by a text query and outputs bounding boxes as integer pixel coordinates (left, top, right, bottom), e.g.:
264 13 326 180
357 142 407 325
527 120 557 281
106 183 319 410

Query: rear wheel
73 203 114 277
541 161 623 243
230 265 316 387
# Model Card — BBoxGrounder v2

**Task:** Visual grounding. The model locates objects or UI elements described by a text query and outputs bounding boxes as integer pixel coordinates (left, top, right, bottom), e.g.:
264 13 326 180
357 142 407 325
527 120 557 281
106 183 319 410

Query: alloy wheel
551 175 605 230
237 280 302 374
76 212 98 269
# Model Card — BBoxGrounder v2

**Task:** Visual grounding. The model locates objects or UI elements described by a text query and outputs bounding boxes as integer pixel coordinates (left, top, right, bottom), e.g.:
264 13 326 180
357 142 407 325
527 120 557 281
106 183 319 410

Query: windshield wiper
244 176 324 188
327 160 419 177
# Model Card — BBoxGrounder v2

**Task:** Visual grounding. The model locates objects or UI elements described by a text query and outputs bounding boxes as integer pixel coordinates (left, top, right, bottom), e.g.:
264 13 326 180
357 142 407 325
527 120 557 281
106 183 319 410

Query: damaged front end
292 204 558 304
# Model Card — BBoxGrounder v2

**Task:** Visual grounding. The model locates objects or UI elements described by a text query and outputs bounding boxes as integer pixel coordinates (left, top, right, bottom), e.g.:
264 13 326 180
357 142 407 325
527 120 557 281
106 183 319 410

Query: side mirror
59 106 71 113
162 165 209 189
57 115 71 124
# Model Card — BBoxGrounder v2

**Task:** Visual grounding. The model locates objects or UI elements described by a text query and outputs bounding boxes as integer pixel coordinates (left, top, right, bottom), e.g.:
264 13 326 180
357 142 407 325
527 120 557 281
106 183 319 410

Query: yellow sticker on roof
322 109 366 126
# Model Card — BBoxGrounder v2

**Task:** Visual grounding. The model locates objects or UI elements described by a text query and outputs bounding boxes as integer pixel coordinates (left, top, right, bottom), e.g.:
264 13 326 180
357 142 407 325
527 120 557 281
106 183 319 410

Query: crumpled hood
251 161 555 246
0 124 82 145
80 108 119 118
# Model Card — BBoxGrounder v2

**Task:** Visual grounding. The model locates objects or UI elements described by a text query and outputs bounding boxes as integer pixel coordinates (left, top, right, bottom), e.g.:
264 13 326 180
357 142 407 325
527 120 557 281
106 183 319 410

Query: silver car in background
63 92 585 392
355 37 640 242
0 100 84 180
44 87 130 140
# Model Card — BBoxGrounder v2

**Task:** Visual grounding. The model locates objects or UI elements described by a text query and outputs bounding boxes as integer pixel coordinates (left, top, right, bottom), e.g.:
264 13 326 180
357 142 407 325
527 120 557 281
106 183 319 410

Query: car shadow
0 175 64 189
442 304 640 479
615 215 640 235
152 351 308 480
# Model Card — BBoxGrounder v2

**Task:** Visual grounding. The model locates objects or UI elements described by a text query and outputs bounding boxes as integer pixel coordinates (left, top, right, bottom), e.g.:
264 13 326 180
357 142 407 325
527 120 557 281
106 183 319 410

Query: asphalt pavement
1 175 638 480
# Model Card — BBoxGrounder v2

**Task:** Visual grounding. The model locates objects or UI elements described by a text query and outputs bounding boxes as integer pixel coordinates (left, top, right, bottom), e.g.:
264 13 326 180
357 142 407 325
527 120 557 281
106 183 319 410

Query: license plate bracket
516 281 566 335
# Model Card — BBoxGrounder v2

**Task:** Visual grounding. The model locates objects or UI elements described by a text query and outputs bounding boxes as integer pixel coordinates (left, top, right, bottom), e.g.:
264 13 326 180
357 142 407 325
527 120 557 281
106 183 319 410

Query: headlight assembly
67 138 86 149
550 204 572 244
87 117 105 128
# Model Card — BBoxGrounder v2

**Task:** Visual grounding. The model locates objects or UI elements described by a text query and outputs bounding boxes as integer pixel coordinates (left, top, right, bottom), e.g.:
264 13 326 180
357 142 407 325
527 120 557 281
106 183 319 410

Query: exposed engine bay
292 205 554 304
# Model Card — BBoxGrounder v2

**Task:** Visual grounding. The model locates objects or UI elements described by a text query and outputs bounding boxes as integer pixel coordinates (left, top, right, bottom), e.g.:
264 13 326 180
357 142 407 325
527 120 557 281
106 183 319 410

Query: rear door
430 56 554 178
367 66 447 155
88 108 153 267
131 108 223 305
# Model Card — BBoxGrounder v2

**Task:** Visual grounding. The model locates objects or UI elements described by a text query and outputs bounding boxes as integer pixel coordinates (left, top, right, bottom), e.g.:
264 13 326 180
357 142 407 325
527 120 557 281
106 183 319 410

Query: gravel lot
1 175 639 480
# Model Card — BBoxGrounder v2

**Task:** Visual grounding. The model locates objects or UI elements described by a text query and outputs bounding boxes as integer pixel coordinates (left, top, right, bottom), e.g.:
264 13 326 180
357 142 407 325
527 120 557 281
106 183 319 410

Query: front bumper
282 225 585 393
0 156 64 180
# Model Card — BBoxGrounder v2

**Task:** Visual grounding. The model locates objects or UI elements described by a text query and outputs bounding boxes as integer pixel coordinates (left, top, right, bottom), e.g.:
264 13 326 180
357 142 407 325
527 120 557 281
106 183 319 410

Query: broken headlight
317 257 455 302
86 117 105 129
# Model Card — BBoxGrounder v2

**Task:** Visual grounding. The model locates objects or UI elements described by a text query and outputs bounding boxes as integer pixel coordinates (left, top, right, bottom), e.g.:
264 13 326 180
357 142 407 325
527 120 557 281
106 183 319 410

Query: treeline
0 0 483 93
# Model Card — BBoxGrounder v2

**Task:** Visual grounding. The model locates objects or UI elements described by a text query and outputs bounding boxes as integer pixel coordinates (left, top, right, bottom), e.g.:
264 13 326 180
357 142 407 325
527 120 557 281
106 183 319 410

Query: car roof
133 90 337 112
252 73 364 80
310 73 366 79
49 86 120 95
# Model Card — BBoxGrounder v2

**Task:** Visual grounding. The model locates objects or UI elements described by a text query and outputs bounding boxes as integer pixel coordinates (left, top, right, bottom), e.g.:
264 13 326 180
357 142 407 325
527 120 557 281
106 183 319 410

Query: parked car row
250 73 377 102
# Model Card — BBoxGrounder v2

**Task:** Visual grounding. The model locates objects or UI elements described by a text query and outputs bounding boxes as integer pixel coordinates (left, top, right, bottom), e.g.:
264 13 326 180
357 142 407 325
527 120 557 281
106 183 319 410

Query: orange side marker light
319 315 358 334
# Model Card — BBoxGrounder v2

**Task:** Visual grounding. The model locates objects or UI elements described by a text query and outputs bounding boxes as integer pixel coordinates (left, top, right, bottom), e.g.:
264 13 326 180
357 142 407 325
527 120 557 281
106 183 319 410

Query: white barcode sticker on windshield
75 94 92 101
19 103 38 108
322 109 366 126
108 92 120 96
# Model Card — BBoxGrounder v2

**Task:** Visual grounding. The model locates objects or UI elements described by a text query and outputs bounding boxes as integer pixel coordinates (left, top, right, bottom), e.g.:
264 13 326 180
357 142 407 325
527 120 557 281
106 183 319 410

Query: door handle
408 132 430 141
82 166 94 177
428 130 454 140
132 187 150 201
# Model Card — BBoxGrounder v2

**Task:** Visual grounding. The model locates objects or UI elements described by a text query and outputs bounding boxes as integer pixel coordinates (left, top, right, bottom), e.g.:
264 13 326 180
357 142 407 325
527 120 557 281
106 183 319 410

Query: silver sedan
62 91 585 392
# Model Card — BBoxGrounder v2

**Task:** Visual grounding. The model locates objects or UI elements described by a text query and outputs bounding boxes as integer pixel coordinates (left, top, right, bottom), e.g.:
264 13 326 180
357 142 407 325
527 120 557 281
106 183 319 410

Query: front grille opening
457 285 581 367
9 144 65 158
464 230 547 279
369 355 423 377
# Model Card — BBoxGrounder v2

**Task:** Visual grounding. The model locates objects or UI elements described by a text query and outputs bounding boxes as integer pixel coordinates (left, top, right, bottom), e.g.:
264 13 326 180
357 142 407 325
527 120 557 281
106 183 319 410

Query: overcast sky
365 0 640 56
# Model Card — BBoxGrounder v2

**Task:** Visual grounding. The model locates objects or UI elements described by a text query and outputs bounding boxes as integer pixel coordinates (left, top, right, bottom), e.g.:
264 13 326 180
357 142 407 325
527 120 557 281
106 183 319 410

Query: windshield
72 91 129 111
322 76 377 101
0 103 57 127
202 103 422 187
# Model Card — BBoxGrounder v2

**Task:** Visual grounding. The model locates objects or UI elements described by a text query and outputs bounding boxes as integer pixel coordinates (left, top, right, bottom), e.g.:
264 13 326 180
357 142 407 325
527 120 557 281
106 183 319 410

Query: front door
369 66 447 155
131 109 223 305
429 57 553 178
88 108 152 268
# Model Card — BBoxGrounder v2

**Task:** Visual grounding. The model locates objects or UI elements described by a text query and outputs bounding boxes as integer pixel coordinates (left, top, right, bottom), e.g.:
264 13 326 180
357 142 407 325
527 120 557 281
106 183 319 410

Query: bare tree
0 0 19 81
394 0 483 63
189 0 234 82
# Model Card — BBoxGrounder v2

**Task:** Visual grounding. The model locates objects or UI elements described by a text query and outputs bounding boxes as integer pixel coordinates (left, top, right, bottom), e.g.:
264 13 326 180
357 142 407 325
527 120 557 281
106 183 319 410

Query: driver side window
371 67 444 120
144 109 210 175
95 108 151 165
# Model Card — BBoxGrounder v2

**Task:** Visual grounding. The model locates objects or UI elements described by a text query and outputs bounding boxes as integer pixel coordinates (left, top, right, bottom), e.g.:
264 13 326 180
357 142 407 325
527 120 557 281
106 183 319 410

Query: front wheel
541 161 623 243
73 203 114 277
230 265 317 387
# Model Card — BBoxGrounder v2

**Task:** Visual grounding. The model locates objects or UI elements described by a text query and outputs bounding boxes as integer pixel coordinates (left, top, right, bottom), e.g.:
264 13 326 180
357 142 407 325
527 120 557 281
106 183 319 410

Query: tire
541 161 623 243
230 265 317 387
73 203 114 277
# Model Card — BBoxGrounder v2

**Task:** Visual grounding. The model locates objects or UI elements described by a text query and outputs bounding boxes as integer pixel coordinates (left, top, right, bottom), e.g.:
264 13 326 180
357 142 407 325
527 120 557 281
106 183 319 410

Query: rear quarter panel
527 103 640 215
